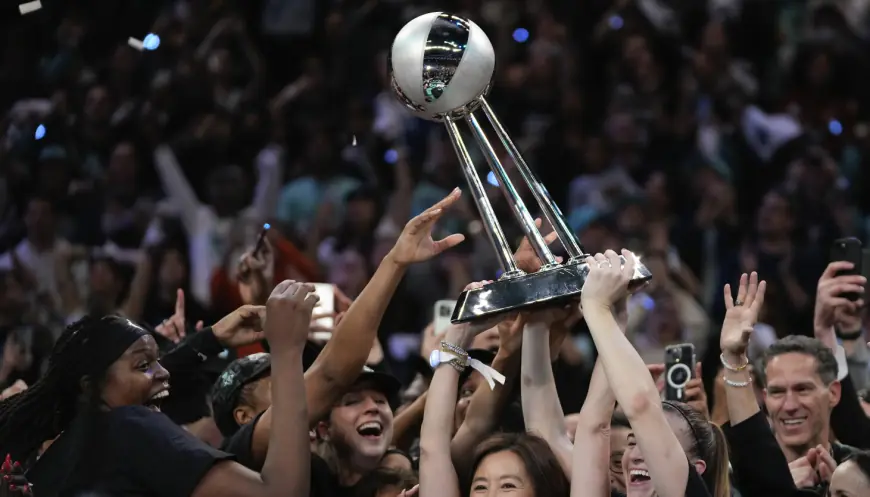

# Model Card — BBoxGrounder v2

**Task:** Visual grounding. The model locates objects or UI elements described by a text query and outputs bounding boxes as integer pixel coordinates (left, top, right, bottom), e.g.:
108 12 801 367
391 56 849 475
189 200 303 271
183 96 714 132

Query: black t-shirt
28 406 234 497
220 412 262 471
310 453 360 497
221 414 361 497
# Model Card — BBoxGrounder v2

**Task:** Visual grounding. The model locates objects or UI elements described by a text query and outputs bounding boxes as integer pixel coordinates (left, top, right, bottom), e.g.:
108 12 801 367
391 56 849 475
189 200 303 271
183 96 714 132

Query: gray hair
762 335 838 385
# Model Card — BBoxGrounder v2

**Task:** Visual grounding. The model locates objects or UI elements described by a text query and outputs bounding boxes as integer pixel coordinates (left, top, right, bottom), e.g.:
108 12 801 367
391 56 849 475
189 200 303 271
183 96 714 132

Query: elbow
622 388 659 419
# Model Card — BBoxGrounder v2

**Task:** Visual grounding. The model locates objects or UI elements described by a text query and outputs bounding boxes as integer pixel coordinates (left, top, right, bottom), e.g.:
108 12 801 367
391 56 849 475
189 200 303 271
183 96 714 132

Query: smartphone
310 283 335 341
831 237 863 301
664 343 696 402
434 300 457 335
253 223 271 255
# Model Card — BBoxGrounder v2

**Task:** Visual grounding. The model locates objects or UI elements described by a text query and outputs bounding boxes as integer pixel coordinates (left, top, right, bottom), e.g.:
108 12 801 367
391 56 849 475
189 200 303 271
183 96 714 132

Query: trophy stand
389 12 652 323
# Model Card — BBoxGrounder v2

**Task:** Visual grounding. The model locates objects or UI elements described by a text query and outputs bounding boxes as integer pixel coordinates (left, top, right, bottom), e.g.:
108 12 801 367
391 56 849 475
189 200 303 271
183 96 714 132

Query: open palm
390 188 466 265
720 272 766 356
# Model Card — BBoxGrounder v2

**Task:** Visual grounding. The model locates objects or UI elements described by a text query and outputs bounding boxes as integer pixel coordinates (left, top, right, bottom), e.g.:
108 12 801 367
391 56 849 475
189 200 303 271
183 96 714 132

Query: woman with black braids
0 280 318 497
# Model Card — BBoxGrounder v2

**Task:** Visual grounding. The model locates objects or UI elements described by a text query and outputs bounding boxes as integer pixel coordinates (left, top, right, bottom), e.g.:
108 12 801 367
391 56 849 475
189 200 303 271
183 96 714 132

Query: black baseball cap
355 366 402 407
212 342 401 436
212 352 273 437
211 342 322 437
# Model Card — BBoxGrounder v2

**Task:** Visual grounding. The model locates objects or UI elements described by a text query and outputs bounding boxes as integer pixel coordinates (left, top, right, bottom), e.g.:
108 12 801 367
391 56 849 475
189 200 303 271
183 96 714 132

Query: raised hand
496 312 526 356
265 281 319 351
388 188 466 266
684 363 710 420
154 288 188 343
789 450 819 488
814 261 865 335
443 281 504 349
720 272 766 360
580 249 635 311
237 239 274 306
211 305 267 348
0 454 31 496
513 218 560 273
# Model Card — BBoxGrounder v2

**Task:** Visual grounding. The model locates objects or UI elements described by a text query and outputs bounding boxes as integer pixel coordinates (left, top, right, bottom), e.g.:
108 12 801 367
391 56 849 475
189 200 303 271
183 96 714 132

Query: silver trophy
389 12 652 323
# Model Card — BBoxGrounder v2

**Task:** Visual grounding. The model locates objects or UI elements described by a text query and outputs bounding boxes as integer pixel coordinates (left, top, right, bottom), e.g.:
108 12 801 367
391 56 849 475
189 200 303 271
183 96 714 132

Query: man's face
609 426 630 494
764 352 840 451
322 382 394 469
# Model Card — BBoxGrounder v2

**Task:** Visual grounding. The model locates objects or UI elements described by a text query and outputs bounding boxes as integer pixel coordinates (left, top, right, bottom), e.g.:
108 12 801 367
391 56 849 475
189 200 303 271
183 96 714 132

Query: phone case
664 343 696 402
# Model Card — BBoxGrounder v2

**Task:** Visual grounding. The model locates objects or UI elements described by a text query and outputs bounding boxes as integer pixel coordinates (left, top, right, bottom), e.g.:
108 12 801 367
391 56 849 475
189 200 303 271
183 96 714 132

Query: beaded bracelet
723 375 752 388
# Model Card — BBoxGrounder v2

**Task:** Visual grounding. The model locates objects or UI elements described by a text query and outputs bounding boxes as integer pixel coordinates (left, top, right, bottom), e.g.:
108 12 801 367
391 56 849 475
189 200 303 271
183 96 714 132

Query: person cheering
0 280 317 497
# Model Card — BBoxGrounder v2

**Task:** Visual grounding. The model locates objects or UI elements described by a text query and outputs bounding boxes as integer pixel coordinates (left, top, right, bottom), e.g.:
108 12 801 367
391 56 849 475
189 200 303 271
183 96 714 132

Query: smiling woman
0 283 316 497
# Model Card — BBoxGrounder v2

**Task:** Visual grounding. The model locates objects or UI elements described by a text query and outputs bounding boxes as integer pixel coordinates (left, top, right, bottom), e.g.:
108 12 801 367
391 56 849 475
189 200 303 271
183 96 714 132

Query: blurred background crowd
2 0 870 403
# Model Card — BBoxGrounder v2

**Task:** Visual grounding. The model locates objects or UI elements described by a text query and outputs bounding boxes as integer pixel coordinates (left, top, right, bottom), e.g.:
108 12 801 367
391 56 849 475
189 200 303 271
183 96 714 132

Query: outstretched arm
582 250 689 497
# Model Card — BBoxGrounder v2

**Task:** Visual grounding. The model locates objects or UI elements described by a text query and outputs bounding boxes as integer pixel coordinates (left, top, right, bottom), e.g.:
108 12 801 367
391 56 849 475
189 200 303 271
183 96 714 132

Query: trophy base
451 258 653 323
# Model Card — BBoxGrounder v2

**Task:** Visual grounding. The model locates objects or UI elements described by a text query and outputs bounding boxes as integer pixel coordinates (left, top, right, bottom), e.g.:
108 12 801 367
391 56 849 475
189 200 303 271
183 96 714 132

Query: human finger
175 288 185 316
735 273 748 307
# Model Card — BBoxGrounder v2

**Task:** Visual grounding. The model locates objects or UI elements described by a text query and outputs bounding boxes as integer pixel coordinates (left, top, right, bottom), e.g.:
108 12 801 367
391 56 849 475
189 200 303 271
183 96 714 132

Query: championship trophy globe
388 12 652 323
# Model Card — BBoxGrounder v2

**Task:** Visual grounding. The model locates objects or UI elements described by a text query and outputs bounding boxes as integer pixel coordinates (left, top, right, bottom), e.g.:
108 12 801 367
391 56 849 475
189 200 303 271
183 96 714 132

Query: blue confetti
143 33 161 51
512 28 529 43
384 149 398 164
34 124 46 140
828 120 843 136
486 171 499 187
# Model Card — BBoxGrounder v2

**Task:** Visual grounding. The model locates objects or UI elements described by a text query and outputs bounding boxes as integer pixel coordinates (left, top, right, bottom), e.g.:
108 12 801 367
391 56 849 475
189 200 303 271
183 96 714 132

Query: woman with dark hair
469 433 569 496
575 249 728 497
829 449 870 496
418 284 570 497
0 280 316 497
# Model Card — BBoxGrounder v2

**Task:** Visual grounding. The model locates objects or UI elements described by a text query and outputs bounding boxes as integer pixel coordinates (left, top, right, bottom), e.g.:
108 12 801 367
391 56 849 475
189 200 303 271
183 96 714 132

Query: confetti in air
352 135 357 147
143 33 161 51
128 37 145 51
18 0 41 14
34 124 46 140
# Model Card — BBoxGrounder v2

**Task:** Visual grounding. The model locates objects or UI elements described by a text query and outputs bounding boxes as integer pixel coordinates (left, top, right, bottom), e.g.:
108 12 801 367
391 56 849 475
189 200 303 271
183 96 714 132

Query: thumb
195 320 204 331
806 448 819 467
694 362 702 378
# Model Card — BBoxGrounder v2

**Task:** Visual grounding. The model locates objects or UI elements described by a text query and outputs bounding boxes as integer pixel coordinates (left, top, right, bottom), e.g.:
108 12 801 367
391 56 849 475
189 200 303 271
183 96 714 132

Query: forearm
721 350 758 425
260 349 310 496
571 360 614 496
307 254 406 412
451 348 519 468
583 305 660 417
153 146 200 232
521 323 571 461
420 364 463 497
392 391 427 451
119 257 152 321
250 147 283 220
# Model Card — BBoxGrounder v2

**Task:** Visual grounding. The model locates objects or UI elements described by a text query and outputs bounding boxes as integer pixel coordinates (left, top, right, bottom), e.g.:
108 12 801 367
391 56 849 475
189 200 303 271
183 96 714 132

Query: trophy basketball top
389 12 496 121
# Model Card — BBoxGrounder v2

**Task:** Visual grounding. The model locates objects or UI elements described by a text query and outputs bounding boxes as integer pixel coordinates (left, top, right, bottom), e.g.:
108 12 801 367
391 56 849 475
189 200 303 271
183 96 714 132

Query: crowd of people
3 0 870 496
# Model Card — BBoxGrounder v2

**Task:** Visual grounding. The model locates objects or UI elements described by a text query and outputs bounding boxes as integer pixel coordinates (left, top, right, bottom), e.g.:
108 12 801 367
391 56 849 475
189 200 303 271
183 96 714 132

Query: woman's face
159 249 187 290
621 411 705 496
471 450 535 496
829 460 870 496
101 334 170 410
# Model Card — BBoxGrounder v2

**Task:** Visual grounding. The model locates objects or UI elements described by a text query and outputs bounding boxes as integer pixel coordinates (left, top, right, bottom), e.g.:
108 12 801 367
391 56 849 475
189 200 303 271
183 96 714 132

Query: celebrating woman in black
0 280 317 497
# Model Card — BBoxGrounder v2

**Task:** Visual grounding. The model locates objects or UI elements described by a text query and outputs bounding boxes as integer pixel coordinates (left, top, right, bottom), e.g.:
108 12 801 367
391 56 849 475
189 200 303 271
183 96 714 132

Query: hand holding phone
309 283 336 341
664 343 696 402
830 238 863 302
433 300 457 335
